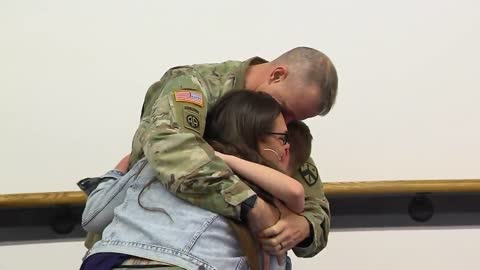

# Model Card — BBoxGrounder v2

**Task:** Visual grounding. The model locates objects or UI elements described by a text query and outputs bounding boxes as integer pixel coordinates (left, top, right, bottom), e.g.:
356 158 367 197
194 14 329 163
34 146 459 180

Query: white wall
1 0 479 269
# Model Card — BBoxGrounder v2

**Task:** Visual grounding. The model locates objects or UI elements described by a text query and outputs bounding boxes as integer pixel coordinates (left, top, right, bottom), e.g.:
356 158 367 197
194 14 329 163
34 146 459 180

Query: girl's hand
114 154 131 173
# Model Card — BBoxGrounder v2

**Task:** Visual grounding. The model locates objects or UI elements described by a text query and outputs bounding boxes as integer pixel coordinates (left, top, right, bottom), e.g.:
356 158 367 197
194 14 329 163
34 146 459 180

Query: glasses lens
282 134 288 145
267 132 288 145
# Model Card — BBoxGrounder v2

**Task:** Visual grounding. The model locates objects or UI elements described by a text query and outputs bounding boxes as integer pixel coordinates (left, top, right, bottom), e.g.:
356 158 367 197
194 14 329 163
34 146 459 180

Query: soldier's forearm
175 171 256 221
293 200 330 257
144 127 256 220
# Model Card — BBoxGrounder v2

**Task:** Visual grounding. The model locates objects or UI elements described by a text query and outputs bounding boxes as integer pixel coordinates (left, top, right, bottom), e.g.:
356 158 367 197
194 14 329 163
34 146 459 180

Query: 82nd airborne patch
299 162 319 186
186 114 199 129
183 105 201 134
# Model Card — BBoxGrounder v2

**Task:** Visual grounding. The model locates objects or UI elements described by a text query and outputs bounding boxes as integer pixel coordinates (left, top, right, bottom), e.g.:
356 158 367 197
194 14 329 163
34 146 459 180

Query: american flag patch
174 90 204 107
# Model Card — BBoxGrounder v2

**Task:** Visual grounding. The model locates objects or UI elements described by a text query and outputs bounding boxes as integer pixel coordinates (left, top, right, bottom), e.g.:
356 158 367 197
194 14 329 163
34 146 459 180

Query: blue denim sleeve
81 160 147 233
102 169 125 179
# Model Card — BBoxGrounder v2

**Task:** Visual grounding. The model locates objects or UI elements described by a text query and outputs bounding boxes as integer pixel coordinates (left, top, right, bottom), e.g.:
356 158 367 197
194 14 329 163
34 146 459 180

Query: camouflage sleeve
133 68 256 220
291 157 331 257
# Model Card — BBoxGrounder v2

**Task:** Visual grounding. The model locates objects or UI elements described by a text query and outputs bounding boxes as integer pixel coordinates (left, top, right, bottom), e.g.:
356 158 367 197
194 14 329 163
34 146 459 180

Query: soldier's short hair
286 120 313 174
273 47 338 116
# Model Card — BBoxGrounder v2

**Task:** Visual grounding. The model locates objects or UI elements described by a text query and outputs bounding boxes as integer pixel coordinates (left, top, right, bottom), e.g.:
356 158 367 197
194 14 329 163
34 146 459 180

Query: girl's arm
215 152 304 213
82 155 144 233
81 169 128 233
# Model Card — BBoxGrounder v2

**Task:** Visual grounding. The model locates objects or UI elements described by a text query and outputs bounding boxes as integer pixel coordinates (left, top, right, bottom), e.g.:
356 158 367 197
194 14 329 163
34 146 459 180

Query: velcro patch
174 90 203 107
299 162 319 186
183 106 201 134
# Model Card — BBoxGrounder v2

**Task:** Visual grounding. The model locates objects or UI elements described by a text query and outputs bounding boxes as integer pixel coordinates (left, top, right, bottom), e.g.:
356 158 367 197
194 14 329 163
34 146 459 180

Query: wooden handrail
0 191 87 208
324 179 480 196
1 179 479 208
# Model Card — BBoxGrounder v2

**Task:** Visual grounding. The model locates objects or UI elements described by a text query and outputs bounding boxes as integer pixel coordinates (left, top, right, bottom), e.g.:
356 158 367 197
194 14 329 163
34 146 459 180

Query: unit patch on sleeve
299 162 319 186
183 105 201 134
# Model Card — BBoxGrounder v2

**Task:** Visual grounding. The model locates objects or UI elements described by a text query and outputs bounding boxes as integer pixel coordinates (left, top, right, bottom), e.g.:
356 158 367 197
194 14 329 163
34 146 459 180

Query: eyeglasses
267 132 289 145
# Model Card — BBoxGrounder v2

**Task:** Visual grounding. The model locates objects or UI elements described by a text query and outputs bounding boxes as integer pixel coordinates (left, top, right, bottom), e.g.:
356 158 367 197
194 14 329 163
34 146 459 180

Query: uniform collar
233 56 268 89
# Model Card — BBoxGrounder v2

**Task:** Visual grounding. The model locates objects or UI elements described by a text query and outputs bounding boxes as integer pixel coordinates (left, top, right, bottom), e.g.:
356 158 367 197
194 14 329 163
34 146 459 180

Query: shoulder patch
183 106 201 134
175 90 204 107
299 162 319 186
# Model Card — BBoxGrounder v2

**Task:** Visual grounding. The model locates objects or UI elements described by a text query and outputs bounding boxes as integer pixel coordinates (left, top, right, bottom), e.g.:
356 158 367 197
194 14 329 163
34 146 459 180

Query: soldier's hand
258 199 310 256
247 198 280 234
114 154 131 173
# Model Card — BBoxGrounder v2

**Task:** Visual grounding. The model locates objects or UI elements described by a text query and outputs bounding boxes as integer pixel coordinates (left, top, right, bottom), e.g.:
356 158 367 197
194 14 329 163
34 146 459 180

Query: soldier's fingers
258 220 285 238
259 237 280 248
260 229 292 248
263 242 289 257
265 243 293 257
262 242 283 253
261 245 277 253
261 239 293 257
278 238 295 251
273 248 288 258
261 237 286 252
276 254 286 265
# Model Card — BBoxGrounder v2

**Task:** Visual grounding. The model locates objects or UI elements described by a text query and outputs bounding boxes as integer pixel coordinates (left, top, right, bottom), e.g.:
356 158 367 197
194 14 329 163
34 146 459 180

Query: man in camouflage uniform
84 47 337 259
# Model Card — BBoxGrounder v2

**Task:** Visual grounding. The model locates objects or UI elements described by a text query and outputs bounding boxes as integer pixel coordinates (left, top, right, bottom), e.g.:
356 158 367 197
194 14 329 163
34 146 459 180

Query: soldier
80 46 337 261
81 90 319 269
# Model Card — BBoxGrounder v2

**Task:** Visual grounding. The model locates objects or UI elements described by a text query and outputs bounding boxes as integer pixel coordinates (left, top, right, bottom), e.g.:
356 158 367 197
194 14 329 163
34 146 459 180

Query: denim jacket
82 158 291 270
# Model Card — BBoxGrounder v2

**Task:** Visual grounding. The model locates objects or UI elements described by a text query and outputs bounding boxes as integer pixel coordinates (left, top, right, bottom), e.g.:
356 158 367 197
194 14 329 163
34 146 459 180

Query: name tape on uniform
174 90 203 107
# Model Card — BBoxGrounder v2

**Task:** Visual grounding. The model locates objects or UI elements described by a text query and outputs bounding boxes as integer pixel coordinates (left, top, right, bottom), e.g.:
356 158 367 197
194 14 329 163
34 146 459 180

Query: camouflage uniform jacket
116 57 330 257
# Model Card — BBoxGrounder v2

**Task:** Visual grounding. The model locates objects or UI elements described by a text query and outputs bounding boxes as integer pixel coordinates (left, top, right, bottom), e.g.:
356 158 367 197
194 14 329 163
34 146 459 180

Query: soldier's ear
269 66 288 84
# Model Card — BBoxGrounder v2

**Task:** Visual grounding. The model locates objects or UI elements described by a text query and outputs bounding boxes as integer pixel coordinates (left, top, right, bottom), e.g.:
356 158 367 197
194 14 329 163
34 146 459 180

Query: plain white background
1 0 479 269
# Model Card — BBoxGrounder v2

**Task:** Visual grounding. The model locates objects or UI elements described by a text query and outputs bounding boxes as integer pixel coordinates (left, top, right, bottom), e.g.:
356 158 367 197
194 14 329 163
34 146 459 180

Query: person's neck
244 62 271 91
